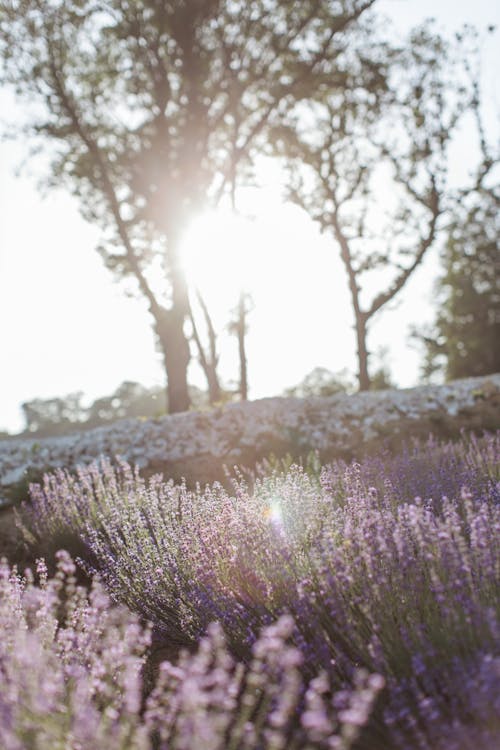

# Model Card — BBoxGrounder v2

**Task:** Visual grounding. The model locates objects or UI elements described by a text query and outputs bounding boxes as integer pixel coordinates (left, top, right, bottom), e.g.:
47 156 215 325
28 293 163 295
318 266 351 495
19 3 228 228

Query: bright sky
0 0 498 433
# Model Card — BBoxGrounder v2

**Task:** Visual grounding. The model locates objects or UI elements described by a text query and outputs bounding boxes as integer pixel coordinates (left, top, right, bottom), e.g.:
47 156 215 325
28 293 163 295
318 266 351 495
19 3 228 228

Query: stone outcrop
1 374 499 508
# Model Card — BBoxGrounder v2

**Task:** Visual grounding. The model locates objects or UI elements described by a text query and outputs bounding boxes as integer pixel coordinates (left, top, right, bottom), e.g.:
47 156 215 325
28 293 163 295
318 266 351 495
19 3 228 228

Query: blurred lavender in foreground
0 555 381 749
0 551 150 749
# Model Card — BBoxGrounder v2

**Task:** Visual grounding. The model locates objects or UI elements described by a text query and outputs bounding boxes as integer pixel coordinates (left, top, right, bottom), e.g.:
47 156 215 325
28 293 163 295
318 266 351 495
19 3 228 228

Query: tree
20 383 165 435
22 392 85 435
271 21 473 390
227 291 254 400
283 355 394 399
19 379 229 437
283 367 353 398
420 219 500 380
417 81 500 381
0 0 376 412
86 380 166 425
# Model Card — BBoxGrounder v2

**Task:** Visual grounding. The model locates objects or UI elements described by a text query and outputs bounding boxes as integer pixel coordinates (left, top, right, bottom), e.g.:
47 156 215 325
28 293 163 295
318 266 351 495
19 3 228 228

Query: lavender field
2 433 499 749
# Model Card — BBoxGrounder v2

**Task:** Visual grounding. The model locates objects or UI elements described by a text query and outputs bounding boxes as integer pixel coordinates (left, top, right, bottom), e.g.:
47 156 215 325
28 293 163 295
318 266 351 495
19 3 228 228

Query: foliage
20 433 500 749
21 392 87 435
86 381 165 424
20 381 165 436
283 367 354 398
17 380 240 438
0 0 377 412
283 364 395 398
418 186 500 381
368 354 396 391
0 552 381 750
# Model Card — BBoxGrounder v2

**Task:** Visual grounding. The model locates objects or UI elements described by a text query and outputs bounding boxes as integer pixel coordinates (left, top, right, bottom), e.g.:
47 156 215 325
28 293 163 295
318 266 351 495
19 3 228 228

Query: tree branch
367 182 440 319
46 50 165 325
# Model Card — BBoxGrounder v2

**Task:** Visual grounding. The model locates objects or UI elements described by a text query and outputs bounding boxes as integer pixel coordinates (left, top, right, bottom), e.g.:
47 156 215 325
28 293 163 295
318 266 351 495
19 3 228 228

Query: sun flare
179 209 260 302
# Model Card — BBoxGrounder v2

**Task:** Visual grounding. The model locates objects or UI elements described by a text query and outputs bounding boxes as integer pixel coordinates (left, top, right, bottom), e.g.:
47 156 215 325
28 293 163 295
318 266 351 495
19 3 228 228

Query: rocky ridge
1 374 499 508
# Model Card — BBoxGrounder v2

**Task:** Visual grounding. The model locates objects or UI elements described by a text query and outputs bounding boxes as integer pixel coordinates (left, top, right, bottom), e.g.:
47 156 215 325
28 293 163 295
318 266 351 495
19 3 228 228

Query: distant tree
21 382 165 436
283 358 394 399
369 363 395 391
272 22 475 391
19 380 238 437
22 392 85 435
419 227 500 381
283 367 354 398
0 0 376 412
417 87 500 381
86 381 166 425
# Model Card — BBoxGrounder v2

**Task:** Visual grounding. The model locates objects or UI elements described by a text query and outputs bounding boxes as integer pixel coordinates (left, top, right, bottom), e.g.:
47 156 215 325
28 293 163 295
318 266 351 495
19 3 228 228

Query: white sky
0 0 499 433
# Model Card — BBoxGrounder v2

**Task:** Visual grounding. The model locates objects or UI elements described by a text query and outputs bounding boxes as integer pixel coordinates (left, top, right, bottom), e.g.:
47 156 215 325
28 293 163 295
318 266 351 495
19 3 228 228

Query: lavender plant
0 550 151 749
349 432 499 509
0 555 381 750
18 432 500 748
19 457 163 555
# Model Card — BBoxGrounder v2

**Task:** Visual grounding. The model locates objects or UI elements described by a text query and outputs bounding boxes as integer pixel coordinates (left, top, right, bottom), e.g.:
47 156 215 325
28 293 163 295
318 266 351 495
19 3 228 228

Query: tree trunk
332 214 371 392
189 289 222 405
157 225 192 413
355 314 371 391
156 246 191 413
206 369 222 405
157 307 191 413
237 292 248 401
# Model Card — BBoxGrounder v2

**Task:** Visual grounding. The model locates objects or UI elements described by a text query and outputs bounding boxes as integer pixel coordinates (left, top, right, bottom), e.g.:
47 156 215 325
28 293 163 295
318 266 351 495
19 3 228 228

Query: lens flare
263 498 284 527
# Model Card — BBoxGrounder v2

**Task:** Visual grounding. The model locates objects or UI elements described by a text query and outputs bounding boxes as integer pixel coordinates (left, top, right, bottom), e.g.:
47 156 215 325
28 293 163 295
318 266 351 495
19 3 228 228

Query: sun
179 208 259 304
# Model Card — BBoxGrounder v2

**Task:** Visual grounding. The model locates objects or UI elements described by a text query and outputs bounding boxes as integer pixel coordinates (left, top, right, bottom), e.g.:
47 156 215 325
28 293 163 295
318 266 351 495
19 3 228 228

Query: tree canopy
415 65 500 382
271 21 476 390
419 183 500 381
0 0 377 410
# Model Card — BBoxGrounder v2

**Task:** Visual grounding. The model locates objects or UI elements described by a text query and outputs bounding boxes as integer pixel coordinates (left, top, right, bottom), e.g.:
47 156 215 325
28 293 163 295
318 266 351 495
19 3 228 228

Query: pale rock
0 374 498 507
